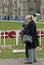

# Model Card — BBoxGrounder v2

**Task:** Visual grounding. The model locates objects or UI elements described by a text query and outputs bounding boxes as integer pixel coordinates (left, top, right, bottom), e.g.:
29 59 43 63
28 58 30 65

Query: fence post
4 32 6 47
16 30 19 46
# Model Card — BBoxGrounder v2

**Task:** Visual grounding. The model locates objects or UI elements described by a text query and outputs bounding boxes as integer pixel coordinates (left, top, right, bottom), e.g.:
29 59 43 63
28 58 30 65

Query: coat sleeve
28 22 36 34
28 22 39 47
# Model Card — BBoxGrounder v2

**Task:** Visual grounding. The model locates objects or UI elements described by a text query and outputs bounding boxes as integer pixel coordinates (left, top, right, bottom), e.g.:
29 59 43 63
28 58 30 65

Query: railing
0 29 44 47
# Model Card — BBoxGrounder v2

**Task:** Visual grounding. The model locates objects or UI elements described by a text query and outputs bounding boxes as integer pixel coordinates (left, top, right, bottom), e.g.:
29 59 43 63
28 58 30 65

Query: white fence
0 29 44 47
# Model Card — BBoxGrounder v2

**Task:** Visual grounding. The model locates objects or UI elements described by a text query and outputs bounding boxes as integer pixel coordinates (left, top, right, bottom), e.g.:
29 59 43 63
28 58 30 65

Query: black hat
33 14 36 17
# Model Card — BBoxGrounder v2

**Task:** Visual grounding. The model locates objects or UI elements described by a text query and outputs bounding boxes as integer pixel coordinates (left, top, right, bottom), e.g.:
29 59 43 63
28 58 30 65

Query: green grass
0 49 25 59
0 21 44 30
0 22 22 30
0 21 44 58
37 23 44 29
0 38 25 59
37 48 44 57
0 37 44 59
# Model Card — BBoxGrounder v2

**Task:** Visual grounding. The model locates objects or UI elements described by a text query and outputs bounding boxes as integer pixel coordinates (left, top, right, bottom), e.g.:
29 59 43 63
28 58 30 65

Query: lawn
0 21 44 30
0 20 44 58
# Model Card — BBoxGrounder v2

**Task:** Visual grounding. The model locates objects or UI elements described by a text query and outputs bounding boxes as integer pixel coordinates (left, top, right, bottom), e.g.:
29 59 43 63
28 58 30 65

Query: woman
22 15 39 64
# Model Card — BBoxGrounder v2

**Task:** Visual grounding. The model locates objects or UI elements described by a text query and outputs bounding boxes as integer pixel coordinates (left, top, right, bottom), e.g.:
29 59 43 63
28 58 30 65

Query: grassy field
0 21 44 58
0 21 44 30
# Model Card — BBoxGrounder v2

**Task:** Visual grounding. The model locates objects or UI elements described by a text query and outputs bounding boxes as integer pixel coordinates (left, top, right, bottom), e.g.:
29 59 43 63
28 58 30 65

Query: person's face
26 18 31 23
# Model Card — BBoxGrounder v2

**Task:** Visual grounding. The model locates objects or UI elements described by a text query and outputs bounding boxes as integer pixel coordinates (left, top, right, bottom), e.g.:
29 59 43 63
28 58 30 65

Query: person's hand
21 27 24 30
36 47 39 51
36 47 42 51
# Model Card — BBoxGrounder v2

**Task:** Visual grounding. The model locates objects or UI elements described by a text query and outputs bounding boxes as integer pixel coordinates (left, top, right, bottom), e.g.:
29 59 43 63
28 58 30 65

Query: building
0 0 44 19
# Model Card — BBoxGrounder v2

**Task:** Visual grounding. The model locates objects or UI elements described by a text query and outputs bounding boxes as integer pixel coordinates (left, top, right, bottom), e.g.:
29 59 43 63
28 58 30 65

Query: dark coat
22 21 39 49
22 23 28 35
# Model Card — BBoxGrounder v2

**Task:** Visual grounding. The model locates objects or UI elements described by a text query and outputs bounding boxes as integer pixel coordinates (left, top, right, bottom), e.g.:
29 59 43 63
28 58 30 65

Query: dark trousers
25 45 28 59
25 45 37 62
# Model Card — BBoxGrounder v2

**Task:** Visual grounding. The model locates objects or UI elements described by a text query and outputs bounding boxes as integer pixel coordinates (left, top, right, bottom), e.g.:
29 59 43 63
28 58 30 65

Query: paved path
0 58 44 65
